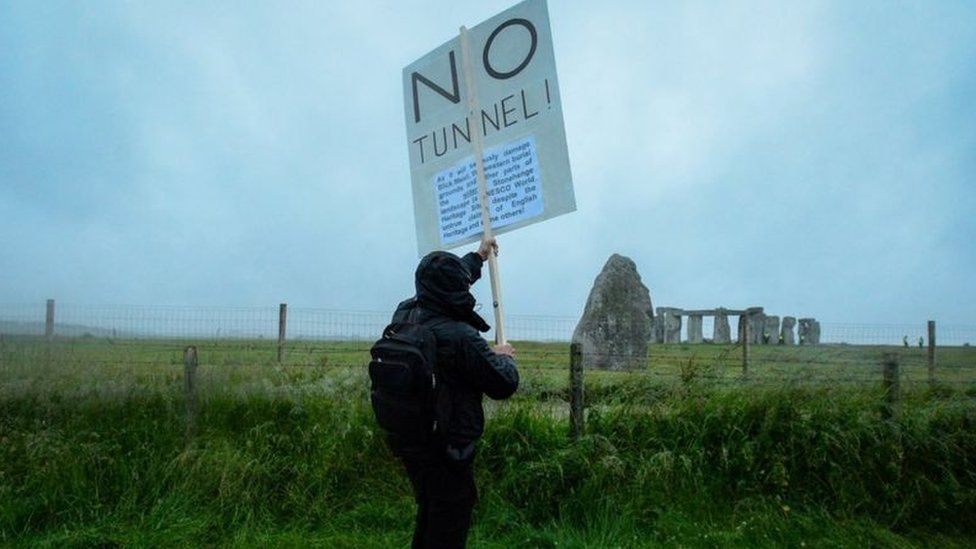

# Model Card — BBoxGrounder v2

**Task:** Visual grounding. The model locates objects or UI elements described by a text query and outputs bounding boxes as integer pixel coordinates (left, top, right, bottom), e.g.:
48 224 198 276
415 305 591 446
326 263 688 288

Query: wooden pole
45 299 55 340
277 303 287 364
881 353 900 421
741 316 750 376
459 25 507 345
927 320 936 387
184 346 199 441
569 342 584 440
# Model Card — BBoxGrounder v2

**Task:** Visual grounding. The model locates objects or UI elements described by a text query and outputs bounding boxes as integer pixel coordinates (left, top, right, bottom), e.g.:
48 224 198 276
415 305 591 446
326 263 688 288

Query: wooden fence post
742 317 750 376
569 343 584 440
184 346 198 441
881 353 900 421
277 303 287 364
45 299 55 340
927 320 936 387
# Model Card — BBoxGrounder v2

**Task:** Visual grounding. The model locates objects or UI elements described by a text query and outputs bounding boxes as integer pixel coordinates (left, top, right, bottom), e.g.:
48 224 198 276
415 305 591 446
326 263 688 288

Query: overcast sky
1 0 974 325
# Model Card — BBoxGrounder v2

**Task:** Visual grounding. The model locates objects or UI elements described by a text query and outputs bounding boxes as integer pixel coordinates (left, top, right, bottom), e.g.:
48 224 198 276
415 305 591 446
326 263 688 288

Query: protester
384 237 518 548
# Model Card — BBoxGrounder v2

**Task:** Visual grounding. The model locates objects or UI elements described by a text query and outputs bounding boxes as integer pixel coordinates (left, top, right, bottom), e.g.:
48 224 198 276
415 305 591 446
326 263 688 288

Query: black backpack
368 311 444 444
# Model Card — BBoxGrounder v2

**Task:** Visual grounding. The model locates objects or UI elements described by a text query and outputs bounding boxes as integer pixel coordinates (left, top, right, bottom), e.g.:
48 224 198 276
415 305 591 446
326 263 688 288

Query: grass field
2 337 975 547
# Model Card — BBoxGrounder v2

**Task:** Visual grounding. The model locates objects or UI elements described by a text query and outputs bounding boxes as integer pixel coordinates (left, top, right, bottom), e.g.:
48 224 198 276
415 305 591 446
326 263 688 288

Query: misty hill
0 321 120 338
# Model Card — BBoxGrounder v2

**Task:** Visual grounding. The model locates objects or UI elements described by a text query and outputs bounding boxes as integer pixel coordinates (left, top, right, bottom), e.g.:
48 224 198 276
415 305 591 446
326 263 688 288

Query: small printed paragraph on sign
435 135 542 245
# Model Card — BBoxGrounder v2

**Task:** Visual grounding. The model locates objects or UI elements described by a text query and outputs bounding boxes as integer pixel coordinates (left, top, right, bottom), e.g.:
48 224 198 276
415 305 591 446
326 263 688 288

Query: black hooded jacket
390 251 519 460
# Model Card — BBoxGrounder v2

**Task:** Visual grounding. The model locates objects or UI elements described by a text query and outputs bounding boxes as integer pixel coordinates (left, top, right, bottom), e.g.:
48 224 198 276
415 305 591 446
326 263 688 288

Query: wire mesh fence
1 301 973 392
2 301 975 345
0 303 580 342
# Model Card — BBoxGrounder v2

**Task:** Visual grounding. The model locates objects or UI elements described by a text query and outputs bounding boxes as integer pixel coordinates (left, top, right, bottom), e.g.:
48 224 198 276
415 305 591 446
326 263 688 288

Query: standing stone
762 315 780 345
781 316 796 345
737 314 748 343
687 315 704 344
572 254 654 370
747 307 765 344
713 308 731 343
667 309 683 343
657 307 683 343
798 318 821 345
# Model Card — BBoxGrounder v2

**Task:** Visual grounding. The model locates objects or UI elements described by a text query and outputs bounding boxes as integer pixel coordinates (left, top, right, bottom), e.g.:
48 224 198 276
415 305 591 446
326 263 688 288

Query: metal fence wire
1 301 973 346
1 302 974 387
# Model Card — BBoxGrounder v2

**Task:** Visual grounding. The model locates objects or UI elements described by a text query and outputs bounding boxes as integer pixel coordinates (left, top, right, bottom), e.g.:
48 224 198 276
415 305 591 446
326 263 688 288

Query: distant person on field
903 335 909 348
387 237 518 548
918 336 924 349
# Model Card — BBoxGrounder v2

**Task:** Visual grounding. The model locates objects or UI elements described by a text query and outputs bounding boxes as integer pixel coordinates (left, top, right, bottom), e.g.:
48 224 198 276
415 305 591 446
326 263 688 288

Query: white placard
435 136 543 245
403 0 575 255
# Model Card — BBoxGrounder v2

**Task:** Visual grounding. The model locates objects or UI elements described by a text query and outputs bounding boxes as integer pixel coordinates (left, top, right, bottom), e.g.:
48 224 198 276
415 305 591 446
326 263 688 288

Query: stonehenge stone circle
572 254 654 369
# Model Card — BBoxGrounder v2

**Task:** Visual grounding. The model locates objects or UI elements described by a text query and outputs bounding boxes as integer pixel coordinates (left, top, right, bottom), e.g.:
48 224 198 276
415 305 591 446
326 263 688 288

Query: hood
415 251 491 332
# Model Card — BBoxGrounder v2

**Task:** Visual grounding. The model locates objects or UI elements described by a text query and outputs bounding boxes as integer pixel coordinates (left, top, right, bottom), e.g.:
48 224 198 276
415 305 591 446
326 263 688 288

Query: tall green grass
1 339 975 546
2 378 975 546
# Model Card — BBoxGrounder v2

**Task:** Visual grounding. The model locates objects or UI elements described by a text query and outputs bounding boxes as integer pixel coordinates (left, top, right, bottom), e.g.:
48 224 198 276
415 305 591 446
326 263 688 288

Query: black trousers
401 455 478 549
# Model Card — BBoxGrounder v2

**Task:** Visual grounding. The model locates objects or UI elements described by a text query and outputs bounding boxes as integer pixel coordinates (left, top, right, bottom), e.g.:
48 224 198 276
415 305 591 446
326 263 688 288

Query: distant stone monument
618 302 812 347
573 254 654 369
798 318 821 345
781 316 796 345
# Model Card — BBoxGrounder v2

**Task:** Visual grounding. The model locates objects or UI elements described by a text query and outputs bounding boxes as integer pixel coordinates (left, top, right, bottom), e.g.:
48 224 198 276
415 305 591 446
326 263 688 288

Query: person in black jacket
389 237 518 549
